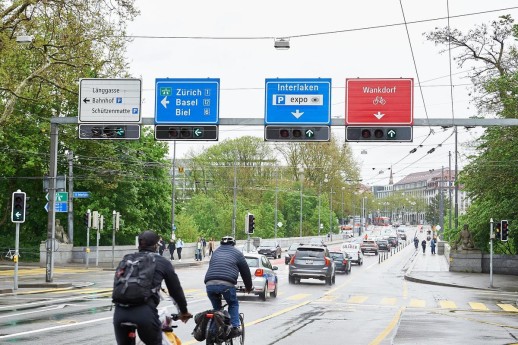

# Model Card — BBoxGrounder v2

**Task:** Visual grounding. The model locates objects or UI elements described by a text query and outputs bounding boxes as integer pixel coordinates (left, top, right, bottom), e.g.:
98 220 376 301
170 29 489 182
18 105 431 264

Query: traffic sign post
265 126 330 142
155 125 218 141
265 78 331 125
78 124 140 140
155 78 220 124
345 78 413 125
78 78 142 123
346 126 413 142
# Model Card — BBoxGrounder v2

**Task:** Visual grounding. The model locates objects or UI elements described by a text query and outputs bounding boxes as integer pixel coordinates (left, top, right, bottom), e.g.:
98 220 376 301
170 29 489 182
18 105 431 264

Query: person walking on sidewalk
421 239 427 254
168 238 176 260
414 236 419 250
176 238 184 262
430 238 436 255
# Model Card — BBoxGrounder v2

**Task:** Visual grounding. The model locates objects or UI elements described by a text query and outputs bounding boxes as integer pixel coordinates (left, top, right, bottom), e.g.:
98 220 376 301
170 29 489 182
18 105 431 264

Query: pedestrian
195 237 202 261
176 238 183 262
208 238 215 257
157 236 165 256
421 239 427 254
202 237 207 258
430 238 436 255
413 236 419 250
168 238 176 260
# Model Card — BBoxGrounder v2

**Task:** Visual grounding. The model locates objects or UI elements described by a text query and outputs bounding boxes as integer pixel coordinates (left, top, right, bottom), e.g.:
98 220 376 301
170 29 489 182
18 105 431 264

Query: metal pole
86 209 90 269
96 215 102 267
318 182 321 237
341 188 345 226
112 210 116 268
299 171 303 239
67 150 74 244
454 126 459 233
46 122 59 283
439 166 444 235
274 168 278 239
448 151 452 240
232 162 237 238
14 223 20 290
171 141 177 238
489 218 494 288
329 186 333 237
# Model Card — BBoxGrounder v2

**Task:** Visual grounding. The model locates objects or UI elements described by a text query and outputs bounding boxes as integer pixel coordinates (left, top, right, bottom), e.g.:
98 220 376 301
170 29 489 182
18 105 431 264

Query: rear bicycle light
206 313 214 319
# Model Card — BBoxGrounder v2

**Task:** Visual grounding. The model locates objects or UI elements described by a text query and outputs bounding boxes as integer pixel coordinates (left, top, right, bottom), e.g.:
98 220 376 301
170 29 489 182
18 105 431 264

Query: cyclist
204 236 253 338
113 230 192 345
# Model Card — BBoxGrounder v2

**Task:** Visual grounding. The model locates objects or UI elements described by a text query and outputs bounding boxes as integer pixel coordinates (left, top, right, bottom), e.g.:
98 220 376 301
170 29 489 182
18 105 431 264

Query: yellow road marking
381 297 397 305
409 299 426 308
369 307 405 345
319 294 336 302
469 302 489 311
287 293 311 301
497 304 518 312
439 300 457 309
402 280 408 299
347 295 368 304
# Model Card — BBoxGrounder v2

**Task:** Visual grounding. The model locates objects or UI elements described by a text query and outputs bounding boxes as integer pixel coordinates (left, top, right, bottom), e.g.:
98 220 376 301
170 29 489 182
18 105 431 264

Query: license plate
305 260 313 264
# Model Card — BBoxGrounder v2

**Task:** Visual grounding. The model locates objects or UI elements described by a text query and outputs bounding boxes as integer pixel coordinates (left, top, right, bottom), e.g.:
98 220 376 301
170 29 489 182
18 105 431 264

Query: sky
124 0 518 186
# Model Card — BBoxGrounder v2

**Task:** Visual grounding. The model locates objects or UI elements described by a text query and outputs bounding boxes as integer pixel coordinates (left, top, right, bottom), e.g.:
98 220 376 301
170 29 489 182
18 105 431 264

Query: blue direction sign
265 78 332 125
73 191 91 198
44 202 68 213
155 78 220 124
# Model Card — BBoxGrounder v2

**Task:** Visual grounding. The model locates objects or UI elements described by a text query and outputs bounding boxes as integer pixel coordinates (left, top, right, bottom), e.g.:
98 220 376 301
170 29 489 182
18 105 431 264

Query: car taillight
255 268 264 277
289 255 296 265
324 257 330 266
343 259 348 265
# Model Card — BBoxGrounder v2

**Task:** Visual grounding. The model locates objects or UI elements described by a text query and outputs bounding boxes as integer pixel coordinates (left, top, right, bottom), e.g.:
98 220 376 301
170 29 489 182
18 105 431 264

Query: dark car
288 245 336 285
387 236 398 247
285 242 302 264
329 251 351 274
257 240 282 259
376 239 389 251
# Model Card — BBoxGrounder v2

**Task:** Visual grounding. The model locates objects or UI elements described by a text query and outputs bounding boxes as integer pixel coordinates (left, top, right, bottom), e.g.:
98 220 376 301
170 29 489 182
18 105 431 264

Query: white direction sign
78 78 142 123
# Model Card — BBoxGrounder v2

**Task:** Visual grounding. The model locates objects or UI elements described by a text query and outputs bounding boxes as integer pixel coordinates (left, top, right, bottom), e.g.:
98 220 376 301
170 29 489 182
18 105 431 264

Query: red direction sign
345 78 413 125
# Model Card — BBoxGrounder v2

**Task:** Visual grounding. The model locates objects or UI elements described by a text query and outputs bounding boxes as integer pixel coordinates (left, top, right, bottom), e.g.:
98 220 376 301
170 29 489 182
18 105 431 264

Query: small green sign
160 87 172 96
305 129 315 138
387 129 397 139
194 127 203 138
56 192 68 202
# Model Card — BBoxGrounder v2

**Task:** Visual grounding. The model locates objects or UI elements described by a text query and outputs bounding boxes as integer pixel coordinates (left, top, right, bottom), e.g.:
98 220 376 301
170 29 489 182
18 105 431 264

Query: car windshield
245 257 259 267
330 252 343 260
297 248 325 258
261 241 276 247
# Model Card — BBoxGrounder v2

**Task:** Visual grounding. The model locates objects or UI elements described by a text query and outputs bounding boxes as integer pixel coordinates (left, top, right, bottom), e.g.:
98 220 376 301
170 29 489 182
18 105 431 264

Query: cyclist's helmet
220 236 236 246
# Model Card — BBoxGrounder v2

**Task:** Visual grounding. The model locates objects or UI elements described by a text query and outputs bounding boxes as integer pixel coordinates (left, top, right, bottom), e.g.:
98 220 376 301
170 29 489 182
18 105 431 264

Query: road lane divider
369 306 405 345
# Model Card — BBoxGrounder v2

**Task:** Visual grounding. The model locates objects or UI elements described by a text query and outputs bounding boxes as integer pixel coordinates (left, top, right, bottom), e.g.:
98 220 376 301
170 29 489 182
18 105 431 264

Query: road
0 234 517 344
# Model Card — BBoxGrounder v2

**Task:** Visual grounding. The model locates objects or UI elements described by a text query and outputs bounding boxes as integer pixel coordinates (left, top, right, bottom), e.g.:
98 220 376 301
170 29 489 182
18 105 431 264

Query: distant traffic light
155 125 218 141
264 126 330 142
247 213 255 234
11 191 26 223
84 211 92 228
78 124 141 140
501 220 509 241
346 126 413 142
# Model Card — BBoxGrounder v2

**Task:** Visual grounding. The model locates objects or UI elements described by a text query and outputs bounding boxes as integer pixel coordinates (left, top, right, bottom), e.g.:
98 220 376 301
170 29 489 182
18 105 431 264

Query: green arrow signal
115 127 126 137
387 129 397 139
194 128 203 137
305 129 315 138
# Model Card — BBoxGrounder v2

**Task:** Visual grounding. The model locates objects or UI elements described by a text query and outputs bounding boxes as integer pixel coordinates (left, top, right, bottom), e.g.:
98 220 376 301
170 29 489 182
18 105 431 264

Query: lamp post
299 167 304 239
318 181 322 236
274 168 279 240
341 187 345 227
329 186 334 237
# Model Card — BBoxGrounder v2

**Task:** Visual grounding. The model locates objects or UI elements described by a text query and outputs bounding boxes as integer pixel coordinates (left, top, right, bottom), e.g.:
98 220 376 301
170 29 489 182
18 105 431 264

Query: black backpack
192 309 231 341
112 252 160 306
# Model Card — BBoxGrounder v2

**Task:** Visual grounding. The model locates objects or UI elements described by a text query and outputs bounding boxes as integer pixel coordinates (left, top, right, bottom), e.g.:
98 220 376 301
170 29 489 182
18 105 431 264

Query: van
341 242 364 265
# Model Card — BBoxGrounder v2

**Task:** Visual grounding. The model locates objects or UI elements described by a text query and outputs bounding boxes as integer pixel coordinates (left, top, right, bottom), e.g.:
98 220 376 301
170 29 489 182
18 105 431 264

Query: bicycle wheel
237 313 244 345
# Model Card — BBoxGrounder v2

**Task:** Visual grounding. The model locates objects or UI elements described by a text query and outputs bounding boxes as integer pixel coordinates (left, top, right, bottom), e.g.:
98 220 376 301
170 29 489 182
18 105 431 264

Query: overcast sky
125 0 518 186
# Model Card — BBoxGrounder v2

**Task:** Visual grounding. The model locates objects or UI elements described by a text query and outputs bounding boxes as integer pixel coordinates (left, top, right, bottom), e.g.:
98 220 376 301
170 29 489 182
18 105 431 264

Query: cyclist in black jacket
113 230 192 345
204 236 253 338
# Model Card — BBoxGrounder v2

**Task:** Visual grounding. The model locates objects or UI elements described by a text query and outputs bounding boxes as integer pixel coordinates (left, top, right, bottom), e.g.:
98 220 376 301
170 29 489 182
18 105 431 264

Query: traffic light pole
489 218 494 288
14 223 20 290
46 122 59 283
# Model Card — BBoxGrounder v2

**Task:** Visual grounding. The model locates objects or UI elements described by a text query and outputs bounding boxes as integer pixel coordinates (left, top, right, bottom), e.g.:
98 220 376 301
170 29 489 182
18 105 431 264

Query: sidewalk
405 249 518 292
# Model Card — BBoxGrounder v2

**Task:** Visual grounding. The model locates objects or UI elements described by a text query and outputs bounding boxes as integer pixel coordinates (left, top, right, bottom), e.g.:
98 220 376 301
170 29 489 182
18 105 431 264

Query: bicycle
3 249 17 261
120 311 186 345
204 292 245 345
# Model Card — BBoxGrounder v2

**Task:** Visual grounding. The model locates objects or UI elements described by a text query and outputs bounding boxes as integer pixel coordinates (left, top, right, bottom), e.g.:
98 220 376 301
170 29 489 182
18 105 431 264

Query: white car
341 242 364 265
236 253 278 301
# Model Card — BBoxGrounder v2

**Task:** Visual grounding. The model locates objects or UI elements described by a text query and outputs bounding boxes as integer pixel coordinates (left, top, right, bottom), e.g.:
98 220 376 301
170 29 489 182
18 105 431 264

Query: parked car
236 253 278 301
341 242 364 265
288 245 336 285
360 240 379 255
376 239 389 251
285 242 302 264
257 240 282 259
330 251 351 274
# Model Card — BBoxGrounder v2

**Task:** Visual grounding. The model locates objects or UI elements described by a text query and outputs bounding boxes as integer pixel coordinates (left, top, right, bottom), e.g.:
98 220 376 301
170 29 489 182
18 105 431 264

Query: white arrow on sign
15 212 21 218
291 109 304 119
387 129 396 138
373 111 385 119
161 96 170 109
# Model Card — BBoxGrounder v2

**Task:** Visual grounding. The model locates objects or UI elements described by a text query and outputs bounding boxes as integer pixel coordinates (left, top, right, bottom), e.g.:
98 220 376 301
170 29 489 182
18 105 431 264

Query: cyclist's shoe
229 326 241 338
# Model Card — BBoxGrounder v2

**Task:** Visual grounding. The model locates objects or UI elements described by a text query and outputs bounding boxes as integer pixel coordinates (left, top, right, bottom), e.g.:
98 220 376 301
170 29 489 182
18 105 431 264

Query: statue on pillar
55 219 70 244
453 223 475 250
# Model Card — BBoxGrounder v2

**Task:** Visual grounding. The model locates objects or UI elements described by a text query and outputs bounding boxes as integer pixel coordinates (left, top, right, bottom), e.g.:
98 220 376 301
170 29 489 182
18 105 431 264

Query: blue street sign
73 191 91 198
155 78 220 124
45 202 68 213
265 78 332 125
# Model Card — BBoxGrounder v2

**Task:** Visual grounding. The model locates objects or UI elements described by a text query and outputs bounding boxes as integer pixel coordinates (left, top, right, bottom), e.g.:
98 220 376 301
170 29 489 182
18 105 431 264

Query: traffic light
78 124 141 140
501 220 509 241
155 125 218 141
247 213 255 234
11 191 26 223
346 126 413 142
495 222 501 239
264 126 330 142
84 211 92 228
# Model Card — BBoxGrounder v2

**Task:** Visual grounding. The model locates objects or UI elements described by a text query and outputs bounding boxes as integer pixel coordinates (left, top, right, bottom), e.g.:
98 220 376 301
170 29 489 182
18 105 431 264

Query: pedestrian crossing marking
409 299 426 308
320 294 337 302
381 297 397 305
287 293 311 301
438 300 457 309
469 302 489 311
497 304 518 312
347 295 368 304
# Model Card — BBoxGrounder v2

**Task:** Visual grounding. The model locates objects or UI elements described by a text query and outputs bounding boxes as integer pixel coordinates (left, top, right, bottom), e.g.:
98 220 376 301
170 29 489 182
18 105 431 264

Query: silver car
236 253 279 301
288 245 336 285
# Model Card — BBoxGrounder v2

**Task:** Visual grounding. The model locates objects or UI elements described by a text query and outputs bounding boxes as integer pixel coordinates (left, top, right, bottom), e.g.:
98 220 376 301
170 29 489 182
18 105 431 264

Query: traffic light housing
155 125 218 141
501 220 509 241
78 124 141 140
247 213 255 234
11 191 26 223
264 126 330 142
346 126 413 142
84 211 92 228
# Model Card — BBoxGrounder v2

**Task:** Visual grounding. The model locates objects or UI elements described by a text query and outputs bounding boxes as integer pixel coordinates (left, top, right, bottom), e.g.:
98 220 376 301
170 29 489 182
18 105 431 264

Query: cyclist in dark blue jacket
204 236 253 338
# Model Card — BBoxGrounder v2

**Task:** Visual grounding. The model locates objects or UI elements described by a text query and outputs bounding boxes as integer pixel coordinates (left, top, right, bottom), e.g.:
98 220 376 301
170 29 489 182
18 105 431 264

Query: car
341 242 364 265
236 253 278 301
360 240 379 255
376 239 389 251
329 251 351 274
387 236 398 247
288 245 336 285
257 240 282 259
285 242 302 264
397 228 407 240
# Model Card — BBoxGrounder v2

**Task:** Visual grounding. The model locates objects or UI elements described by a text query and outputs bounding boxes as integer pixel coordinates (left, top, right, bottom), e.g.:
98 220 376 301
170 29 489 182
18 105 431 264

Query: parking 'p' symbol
275 95 285 104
